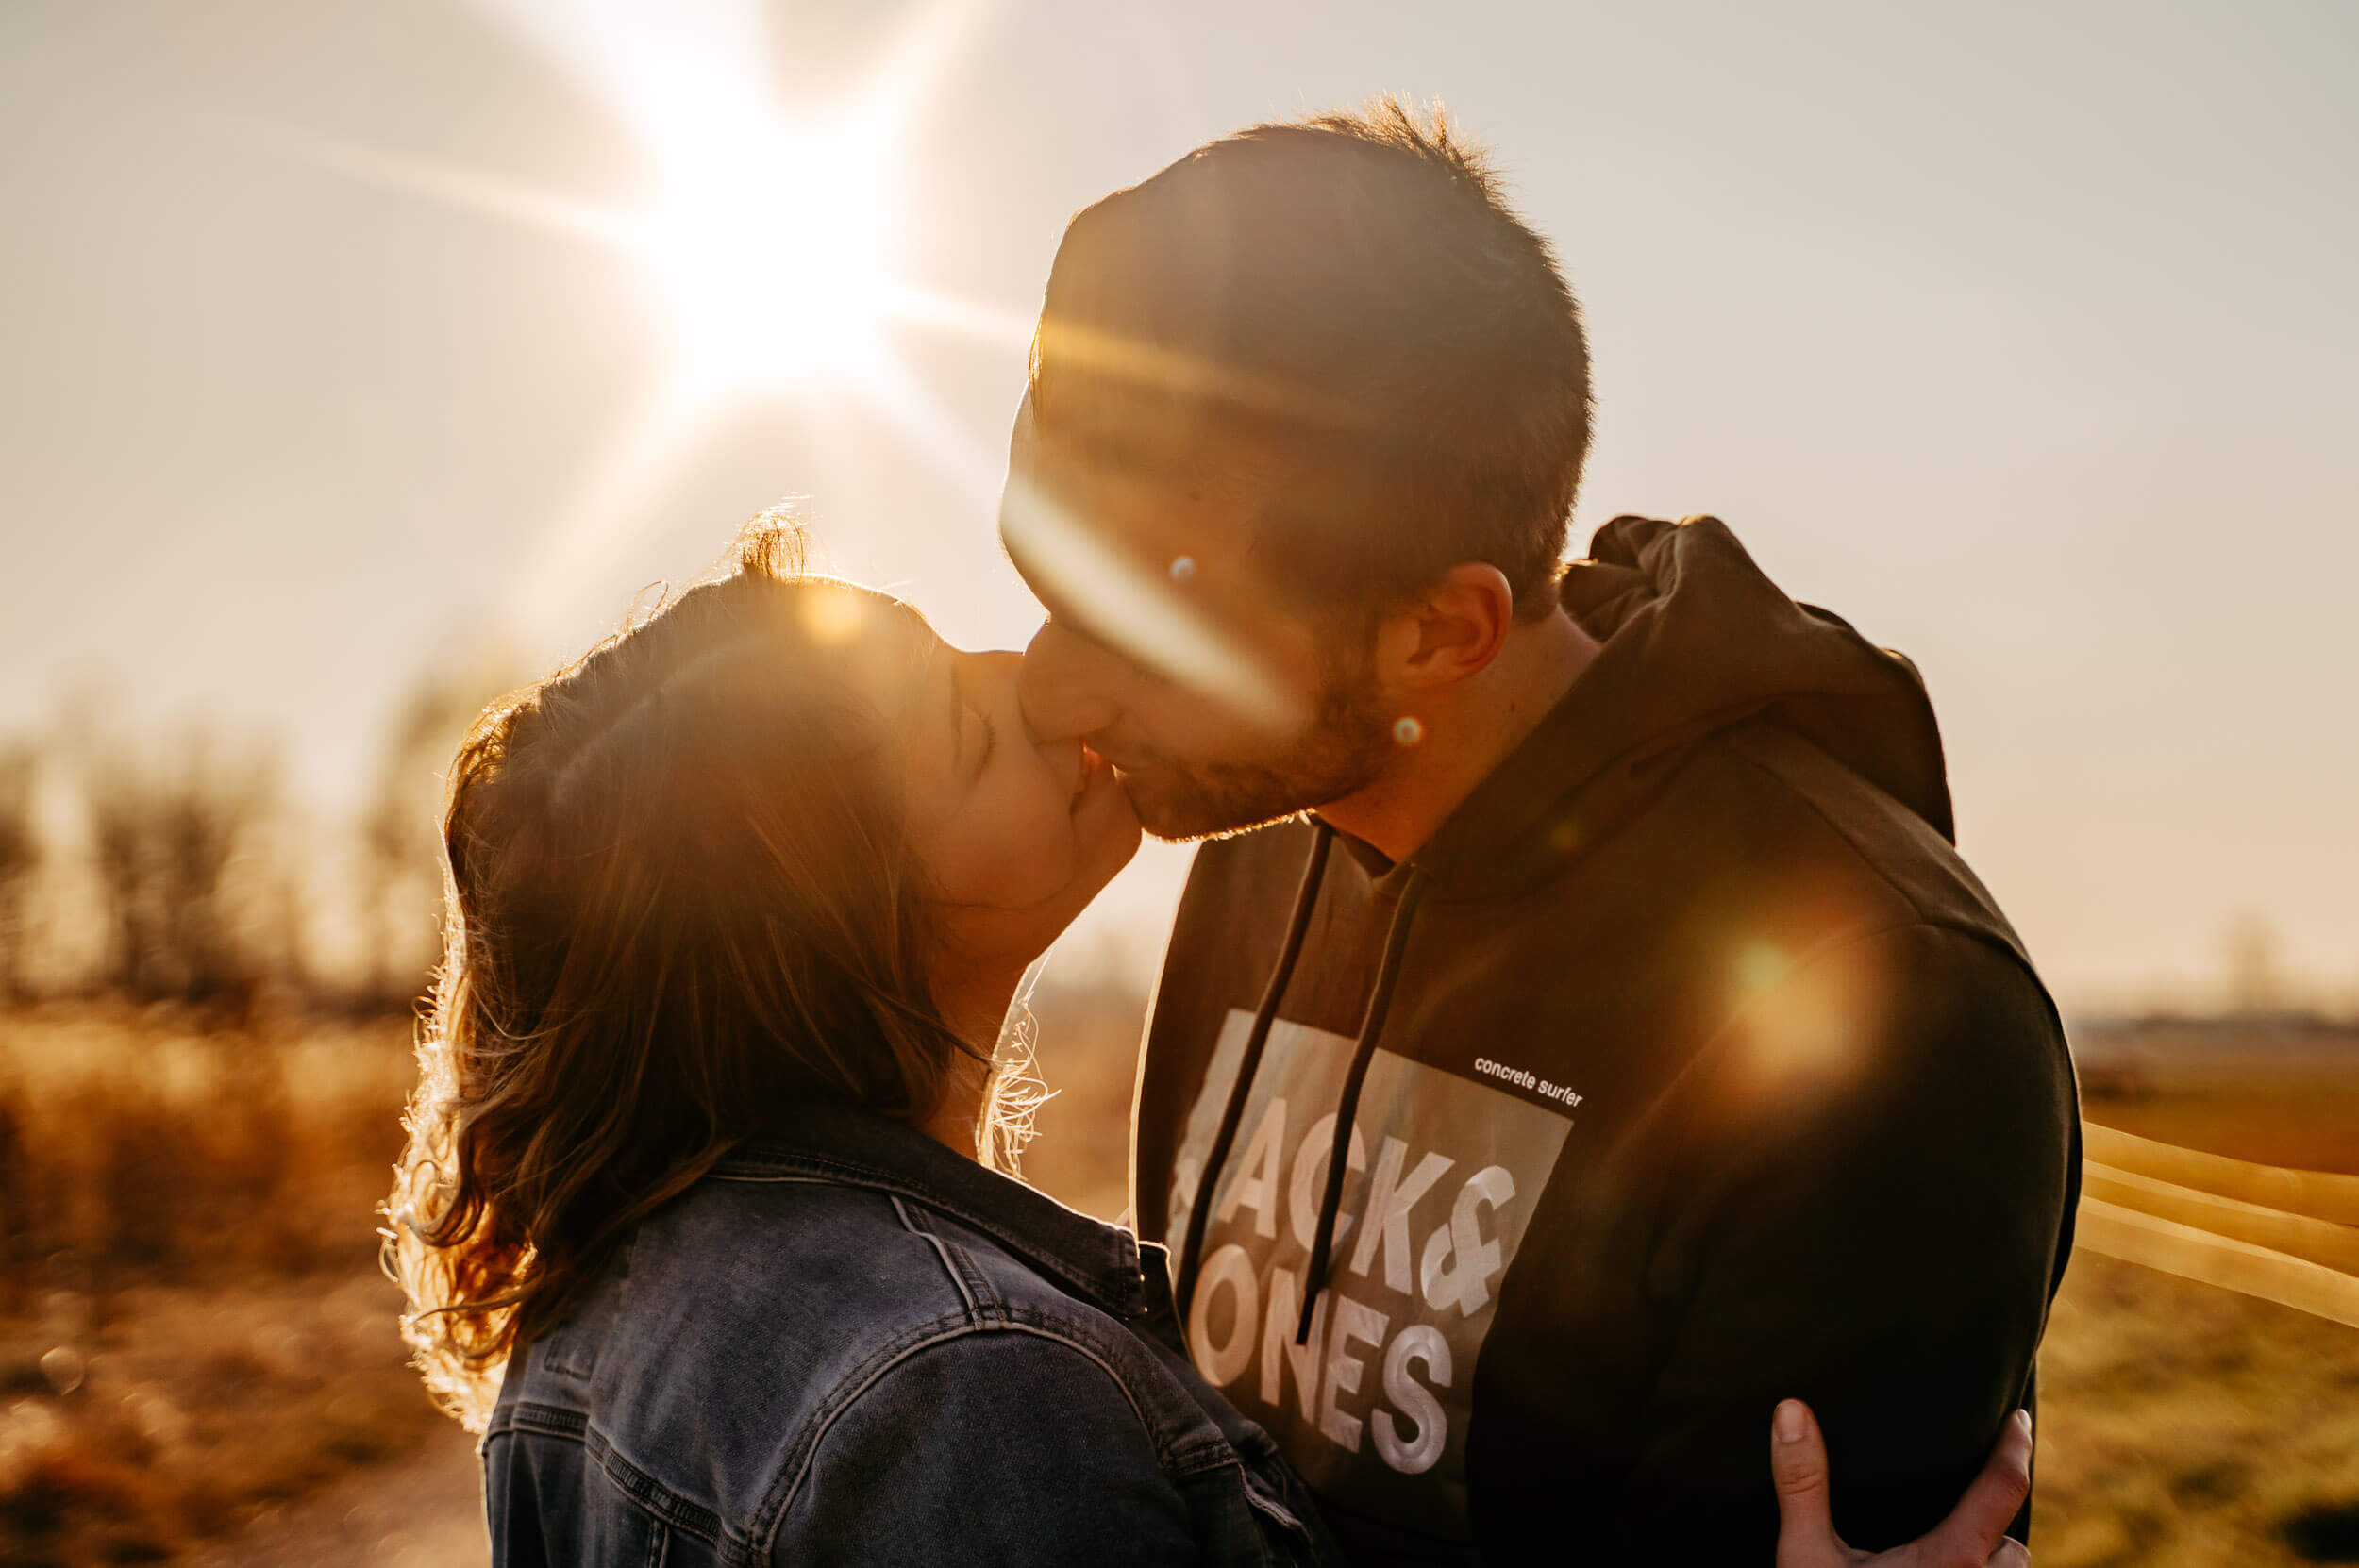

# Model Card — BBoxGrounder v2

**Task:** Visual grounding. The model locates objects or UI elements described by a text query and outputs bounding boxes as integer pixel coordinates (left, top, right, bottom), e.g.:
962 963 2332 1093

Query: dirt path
186 1423 488 1568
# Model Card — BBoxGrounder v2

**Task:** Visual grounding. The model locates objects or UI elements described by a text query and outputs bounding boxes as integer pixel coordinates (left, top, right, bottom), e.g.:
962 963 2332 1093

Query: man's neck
1316 606 1599 864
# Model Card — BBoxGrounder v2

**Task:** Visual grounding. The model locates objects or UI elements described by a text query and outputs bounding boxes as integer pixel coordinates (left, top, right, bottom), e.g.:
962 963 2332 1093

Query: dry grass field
0 1000 2353 1565
0 1008 445 1567
2048 1024 2359 1566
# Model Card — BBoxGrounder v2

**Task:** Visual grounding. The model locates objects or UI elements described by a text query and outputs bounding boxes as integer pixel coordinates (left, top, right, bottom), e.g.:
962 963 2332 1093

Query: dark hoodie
1131 516 2080 1565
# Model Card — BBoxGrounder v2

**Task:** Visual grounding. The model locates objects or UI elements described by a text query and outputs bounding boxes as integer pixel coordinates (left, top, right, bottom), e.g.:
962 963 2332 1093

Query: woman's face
844 592 1142 993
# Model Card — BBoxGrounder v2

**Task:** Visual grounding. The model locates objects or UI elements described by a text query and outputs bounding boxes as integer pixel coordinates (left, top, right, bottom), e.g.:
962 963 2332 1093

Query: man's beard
1117 666 1395 843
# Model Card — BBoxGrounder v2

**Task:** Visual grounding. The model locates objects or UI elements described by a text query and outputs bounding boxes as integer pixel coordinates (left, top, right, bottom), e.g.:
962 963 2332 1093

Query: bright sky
2 0 2353 1008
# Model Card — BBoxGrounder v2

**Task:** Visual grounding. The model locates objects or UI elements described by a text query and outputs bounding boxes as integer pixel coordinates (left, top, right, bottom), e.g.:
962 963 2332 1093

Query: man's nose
1018 620 1122 742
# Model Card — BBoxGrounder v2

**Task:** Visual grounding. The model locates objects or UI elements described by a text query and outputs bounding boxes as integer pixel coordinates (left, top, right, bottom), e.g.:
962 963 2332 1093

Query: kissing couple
393 100 2077 1566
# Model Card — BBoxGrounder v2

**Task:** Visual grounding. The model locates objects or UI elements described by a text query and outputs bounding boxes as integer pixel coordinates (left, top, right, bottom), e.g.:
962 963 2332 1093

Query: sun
249 0 1037 625
623 114 896 399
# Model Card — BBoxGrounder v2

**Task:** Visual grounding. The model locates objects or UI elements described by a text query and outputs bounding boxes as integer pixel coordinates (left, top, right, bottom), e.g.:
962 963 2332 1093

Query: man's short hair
1029 97 1592 620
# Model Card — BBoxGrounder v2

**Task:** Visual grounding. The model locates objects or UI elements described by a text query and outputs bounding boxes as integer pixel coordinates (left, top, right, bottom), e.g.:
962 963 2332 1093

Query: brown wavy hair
387 519 1018 1431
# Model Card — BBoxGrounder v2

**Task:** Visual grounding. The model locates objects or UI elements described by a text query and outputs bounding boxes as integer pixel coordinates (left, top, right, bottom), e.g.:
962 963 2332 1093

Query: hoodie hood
1410 513 1954 892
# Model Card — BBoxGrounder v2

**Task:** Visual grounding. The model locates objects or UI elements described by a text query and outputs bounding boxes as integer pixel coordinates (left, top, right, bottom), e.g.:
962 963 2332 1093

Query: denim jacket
484 1101 1343 1566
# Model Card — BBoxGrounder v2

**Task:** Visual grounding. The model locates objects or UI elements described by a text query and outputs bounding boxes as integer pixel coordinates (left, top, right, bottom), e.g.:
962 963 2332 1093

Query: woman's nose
1017 621 1121 742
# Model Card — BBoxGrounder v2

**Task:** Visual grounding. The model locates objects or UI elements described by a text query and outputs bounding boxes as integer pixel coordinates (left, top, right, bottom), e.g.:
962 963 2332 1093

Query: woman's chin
1029 792 1142 958
1070 810 1143 916
963 768 1142 980
1072 745 1145 877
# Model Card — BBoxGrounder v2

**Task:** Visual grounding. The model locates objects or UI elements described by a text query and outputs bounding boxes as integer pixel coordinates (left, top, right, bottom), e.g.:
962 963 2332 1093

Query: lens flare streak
2075 1123 2359 1329
999 474 1300 729
225 122 634 250
2078 1197 2359 1330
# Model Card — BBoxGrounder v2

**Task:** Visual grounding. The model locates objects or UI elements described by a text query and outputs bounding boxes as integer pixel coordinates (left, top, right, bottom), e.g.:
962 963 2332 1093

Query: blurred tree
82 727 279 1006
0 743 38 1002
360 653 522 1009
2225 909 2285 1016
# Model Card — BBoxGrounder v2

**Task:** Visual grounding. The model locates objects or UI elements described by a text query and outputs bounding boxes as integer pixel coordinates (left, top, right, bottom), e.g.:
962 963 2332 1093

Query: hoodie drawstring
1173 821 1334 1326
1297 867 1427 1345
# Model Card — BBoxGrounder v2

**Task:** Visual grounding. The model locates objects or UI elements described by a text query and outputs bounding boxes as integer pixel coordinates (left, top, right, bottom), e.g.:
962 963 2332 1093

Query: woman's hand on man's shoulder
1771 1400 2033 1568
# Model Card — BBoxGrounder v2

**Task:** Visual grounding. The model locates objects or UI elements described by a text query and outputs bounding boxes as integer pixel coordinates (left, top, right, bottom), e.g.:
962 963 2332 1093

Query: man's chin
1116 766 1302 844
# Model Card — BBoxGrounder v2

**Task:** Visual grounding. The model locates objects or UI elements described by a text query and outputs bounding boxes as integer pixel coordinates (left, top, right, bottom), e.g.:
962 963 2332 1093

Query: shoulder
795 1321 1163 1479
1711 918 2065 1092
773 1327 1204 1566
1652 919 2081 1371
639 1171 979 1358
514 1173 980 1398
495 1178 995 1534
1573 721 2066 1085
664 1181 1197 1448
1681 721 2028 959
886 1200 1191 1417
766 1241 1220 1566
1678 918 2076 1202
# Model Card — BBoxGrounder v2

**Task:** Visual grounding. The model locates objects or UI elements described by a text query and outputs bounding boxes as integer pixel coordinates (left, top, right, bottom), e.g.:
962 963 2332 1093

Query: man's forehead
1006 397 1260 568
998 397 1315 725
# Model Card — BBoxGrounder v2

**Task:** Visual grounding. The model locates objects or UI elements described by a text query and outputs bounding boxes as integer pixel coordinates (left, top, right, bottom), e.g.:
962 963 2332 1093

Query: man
1001 101 2077 1564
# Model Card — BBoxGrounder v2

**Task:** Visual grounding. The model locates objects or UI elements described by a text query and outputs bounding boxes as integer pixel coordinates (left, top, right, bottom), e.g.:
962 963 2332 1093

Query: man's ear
1372 563 1516 694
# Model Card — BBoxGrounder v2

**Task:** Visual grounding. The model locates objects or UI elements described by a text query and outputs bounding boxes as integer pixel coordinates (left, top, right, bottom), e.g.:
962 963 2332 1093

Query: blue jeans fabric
483 1102 1343 1566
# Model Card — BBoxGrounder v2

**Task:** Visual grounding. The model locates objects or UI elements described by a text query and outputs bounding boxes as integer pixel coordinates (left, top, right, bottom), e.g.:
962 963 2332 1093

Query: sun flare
625 115 896 399
255 0 1030 627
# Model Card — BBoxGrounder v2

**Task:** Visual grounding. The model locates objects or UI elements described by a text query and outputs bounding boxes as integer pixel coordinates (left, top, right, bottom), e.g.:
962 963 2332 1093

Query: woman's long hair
387 520 1013 1432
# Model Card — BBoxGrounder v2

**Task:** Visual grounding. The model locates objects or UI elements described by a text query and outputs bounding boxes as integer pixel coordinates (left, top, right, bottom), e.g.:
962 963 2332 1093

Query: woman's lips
1070 744 1109 813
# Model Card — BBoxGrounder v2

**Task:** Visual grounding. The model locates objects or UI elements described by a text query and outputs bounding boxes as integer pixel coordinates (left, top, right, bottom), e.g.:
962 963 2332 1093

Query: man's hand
1771 1400 2033 1568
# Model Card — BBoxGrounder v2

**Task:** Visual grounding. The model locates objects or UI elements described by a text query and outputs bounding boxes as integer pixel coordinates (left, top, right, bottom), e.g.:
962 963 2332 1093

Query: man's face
1000 395 1394 842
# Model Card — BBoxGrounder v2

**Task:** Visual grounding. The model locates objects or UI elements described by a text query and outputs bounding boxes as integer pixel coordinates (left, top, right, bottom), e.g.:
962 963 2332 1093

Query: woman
390 521 2030 1566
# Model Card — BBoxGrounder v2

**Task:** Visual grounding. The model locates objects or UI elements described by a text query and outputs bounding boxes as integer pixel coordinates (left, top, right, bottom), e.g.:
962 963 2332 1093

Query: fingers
1770 1399 1841 1567
1919 1410 2033 1567
1987 1538 2030 1568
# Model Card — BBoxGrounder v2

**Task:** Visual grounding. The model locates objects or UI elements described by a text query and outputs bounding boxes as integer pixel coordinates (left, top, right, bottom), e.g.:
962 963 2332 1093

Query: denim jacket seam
752 1317 1230 1553
498 1399 733 1550
962 1318 1242 1476
712 1152 1132 1314
581 1421 730 1547
748 1310 983 1548
890 1193 1004 1321
503 1399 587 1440
1234 1456 1316 1543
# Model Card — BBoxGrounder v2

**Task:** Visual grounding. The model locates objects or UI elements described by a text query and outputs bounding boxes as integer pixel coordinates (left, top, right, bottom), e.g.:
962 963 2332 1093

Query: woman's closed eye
945 655 997 784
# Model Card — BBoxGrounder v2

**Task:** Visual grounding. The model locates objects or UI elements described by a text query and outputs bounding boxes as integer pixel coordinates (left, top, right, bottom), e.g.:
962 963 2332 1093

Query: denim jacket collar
714 1101 1177 1334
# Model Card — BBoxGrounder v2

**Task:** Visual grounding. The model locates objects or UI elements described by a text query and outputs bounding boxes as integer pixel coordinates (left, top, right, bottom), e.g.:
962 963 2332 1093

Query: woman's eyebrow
890 631 959 760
